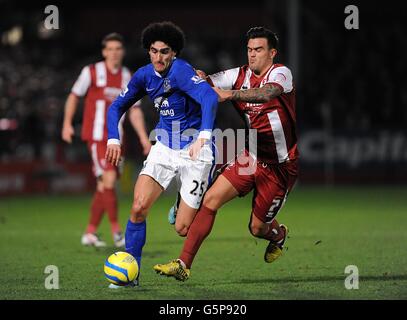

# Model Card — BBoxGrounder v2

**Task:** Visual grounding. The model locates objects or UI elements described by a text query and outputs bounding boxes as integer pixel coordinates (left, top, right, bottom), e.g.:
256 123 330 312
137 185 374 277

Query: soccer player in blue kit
105 21 218 287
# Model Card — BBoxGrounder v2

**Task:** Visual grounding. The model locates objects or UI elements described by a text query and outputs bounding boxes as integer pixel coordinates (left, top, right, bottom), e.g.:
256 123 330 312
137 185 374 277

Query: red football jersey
71 61 133 142
210 64 298 164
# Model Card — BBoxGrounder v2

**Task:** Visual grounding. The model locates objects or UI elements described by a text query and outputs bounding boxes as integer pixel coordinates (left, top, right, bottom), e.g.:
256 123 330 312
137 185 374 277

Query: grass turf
1 186 407 300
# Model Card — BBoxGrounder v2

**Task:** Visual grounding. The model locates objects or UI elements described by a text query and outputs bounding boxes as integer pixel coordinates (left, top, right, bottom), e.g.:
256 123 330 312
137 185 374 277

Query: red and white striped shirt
210 63 298 164
71 61 136 142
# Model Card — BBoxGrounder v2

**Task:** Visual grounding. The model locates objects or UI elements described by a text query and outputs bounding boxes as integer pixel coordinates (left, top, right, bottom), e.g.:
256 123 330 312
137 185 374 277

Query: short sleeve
267 66 293 93
71 66 91 97
209 68 240 90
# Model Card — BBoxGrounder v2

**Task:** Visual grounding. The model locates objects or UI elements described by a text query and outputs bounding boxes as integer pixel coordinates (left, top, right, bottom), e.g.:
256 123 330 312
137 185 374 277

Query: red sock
262 219 285 242
179 205 217 269
86 191 105 234
103 188 121 234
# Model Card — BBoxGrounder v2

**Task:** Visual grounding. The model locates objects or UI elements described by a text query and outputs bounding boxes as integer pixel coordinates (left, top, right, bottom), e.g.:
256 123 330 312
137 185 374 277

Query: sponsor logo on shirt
160 109 175 116
245 103 263 114
154 97 175 117
191 75 205 85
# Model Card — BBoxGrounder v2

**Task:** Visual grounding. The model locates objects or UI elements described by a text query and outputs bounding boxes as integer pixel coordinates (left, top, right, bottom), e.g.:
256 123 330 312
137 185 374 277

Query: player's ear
102 48 107 59
270 48 277 59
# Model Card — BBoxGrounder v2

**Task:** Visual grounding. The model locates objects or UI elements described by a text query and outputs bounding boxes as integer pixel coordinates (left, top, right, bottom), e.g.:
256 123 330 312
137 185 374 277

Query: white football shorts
140 140 214 209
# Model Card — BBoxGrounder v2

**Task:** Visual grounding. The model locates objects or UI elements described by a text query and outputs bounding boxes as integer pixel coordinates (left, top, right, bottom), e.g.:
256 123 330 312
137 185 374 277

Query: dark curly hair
246 26 278 50
141 21 185 56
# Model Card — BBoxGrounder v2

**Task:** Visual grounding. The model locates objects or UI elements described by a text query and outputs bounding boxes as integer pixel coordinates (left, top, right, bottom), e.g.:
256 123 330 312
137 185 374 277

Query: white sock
177 259 187 268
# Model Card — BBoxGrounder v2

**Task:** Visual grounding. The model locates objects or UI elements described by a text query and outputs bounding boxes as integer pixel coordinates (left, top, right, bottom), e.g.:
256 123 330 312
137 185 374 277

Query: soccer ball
104 252 139 286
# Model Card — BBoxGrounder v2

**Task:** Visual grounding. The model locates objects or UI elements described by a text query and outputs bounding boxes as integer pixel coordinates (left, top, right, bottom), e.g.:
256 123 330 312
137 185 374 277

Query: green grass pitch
1 186 407 300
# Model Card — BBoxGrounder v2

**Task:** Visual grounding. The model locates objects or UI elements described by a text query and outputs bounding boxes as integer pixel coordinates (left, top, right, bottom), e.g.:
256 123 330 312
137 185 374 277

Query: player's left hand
189 138 206 161
105 143 122 166
213 87 232 102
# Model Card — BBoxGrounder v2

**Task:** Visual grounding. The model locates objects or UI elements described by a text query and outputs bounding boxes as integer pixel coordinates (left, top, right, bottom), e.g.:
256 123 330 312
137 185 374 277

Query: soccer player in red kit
154 27 298 280
62 33 151 248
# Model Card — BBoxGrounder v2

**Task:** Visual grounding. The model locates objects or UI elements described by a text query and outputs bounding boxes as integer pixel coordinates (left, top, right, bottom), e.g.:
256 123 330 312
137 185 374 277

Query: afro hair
141 21 185 56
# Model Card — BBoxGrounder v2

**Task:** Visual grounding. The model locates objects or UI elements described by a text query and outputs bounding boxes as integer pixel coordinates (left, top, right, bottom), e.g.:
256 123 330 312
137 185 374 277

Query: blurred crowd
0 45 68 161
299 4 407 132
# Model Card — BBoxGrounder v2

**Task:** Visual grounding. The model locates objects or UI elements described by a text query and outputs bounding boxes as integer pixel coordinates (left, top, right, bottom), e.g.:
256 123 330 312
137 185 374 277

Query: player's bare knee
103 181 115 190
96 177 104 192
202 189 219 209
132 202 146 214
131 195 148 215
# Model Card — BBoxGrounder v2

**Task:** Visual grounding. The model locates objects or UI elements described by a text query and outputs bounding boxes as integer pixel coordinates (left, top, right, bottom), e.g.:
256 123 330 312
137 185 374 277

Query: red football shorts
221 149 298 223
87 141 120 178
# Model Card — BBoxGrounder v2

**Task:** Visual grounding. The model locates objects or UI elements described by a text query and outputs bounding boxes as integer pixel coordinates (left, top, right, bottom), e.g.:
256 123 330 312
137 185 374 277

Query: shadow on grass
105 286 151 294
152 236 251 246
81 246 169 258
236 274 407 284
183 274 407 288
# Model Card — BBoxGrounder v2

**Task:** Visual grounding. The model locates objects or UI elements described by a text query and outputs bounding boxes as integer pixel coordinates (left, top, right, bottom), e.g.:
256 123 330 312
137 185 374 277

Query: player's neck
157 58 175 77
105 61 121 74
253 63 274 79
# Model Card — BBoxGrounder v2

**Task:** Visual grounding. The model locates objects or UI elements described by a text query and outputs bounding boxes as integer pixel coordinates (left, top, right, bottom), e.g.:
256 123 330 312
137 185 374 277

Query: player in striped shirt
62 33 151 248
154 27 298 281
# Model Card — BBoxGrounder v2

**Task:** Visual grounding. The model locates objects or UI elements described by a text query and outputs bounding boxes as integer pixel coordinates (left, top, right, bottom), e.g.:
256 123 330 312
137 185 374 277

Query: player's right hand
105 144 122 166
62 123 74 144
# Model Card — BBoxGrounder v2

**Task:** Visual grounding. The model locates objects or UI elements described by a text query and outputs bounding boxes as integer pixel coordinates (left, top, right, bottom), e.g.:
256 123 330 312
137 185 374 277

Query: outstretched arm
214 83 283 103
176 65 219 160
188 85 218 160
214 66 293 103
199 68 282 103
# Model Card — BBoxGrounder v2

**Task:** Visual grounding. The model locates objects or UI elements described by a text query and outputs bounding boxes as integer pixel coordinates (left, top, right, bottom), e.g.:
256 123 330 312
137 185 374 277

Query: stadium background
1 0 407 301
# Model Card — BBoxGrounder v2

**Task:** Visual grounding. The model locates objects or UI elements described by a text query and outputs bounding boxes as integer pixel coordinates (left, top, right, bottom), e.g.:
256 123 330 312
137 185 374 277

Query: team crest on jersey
163 78 171 92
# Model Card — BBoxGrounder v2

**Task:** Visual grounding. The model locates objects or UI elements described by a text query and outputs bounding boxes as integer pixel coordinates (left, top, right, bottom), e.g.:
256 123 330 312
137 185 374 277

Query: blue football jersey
107 58 218 149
